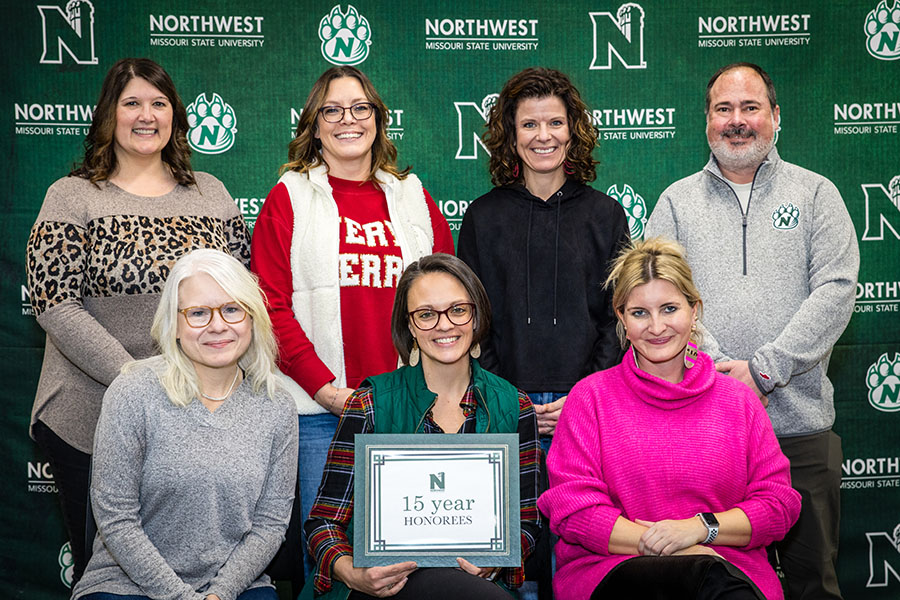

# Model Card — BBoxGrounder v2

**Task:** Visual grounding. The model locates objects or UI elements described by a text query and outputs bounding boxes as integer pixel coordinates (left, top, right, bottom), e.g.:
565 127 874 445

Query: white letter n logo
38 1 98 65
589 3 646 70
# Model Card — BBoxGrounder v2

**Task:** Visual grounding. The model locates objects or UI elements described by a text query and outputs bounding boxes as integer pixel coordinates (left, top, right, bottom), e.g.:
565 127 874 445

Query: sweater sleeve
423 188 455 254
748 179 859 393
28 183 134 387
646 192 734 363
733 394 801 548
206 396 299 600
251 183 335 397
538 379 622 556
90 375 203 600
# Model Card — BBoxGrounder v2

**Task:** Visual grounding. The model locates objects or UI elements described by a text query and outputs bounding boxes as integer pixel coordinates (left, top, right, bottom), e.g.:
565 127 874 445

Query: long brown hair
281 66 408 181
484 67 598 187
70 58 194 186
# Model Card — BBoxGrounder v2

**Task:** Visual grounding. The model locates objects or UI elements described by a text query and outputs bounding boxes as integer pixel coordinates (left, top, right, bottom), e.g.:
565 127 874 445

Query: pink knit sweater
538 348 800 600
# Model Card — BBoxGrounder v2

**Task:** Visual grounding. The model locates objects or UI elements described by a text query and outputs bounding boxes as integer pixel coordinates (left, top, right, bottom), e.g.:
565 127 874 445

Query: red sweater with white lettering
251 175 454 398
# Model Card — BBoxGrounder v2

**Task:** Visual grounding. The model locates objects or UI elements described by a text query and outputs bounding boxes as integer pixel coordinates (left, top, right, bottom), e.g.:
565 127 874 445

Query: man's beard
708 125 774 173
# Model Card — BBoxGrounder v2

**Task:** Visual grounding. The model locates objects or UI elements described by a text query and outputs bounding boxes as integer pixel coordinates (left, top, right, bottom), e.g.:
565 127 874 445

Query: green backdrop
2 0 898 597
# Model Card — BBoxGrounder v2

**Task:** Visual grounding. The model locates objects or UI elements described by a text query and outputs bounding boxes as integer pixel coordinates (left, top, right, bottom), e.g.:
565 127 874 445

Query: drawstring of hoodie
526 201 534 324
525 188 563 326
553 190 561 326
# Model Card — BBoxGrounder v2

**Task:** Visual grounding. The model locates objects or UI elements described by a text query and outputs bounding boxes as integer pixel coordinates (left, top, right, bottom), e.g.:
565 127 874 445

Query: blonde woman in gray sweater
72 249 298 600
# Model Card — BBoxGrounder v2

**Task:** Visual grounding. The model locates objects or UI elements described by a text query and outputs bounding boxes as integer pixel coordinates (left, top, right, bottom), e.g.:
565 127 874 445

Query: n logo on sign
455 94 497 160
861 176 900 241
38 0 98 65
866 524 900 587
430 472 445 492
590 3 646 70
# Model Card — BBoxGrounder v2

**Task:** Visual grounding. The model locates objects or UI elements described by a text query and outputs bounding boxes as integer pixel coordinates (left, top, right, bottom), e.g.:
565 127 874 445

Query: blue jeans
82 586 278 600
297 412 340 577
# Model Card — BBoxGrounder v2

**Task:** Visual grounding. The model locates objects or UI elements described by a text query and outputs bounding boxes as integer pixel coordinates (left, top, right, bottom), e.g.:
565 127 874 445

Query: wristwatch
697 512 719 544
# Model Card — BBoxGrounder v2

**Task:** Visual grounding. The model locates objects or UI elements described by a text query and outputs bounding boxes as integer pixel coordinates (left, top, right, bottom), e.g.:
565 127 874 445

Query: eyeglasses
318 102 375 123
408 303 475 331
178 303 248 328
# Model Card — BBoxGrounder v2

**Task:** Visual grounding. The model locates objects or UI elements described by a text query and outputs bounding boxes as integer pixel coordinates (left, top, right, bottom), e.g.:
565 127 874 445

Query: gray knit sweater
71 362 298 600
647 148 859 436
27 173 250 453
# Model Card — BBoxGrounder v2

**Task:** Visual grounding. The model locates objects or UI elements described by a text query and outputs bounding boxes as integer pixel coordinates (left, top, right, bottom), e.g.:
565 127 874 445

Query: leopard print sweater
27 172 250 452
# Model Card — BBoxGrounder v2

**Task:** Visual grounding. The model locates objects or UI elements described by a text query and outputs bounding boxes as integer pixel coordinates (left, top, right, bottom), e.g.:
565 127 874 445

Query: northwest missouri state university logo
697 12 810 48
455 93 498 160
866 0 900 60
149 13 265 48
592 106 676 141
867 353 900 412
606 185 647 240
186 93 237 155
14 102 93 136
834 101 900 135
590 3 646 70
424 16 539 52
38 0 97 64
860 175 900 241
319 5 371 65
866 523 900 587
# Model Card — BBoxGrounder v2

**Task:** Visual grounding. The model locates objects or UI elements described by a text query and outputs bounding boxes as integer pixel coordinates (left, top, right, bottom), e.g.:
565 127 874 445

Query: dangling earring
512 162 520 178
409 340 420 367
469 343 481 359
563 159 575 175
684 325 699 369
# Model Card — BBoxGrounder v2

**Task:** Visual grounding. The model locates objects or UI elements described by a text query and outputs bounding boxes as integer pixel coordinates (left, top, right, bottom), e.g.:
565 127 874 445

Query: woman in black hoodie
458 67 630 453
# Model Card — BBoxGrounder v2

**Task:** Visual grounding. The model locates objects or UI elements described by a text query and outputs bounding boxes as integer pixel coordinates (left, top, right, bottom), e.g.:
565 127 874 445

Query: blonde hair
605 237 703 348
126 249 280 406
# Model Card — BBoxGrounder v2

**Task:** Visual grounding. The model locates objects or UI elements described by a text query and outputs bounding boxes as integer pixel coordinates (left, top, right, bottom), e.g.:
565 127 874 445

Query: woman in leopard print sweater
26 58 249 582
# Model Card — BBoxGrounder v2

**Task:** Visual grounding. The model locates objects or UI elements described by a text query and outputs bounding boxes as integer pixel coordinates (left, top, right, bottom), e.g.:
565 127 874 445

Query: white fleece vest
278 165 434 414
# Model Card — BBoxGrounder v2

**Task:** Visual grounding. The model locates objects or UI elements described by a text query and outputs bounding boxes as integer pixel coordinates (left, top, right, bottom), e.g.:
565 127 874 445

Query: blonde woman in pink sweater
538 238 800 600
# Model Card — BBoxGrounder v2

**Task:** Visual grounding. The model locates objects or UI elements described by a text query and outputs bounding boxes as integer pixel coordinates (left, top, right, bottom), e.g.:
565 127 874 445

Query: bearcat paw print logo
606 184 647 240
865 0 900 60
772 203 800 230
59 542 74 588
866 352 900 412
319 4 371 65
186 93 237 155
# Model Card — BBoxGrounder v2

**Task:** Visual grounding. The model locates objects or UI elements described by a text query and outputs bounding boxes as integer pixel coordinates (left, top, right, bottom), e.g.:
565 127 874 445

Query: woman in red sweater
250 66 453 575
538 238 800 600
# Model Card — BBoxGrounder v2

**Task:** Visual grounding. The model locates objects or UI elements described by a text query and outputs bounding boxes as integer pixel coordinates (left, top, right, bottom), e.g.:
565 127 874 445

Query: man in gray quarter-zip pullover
646 62 859 600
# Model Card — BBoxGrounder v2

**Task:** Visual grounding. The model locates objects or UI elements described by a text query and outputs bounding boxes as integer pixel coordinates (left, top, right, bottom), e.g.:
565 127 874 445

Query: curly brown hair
70 58 194 187
483 67 598 187
281 66 408 181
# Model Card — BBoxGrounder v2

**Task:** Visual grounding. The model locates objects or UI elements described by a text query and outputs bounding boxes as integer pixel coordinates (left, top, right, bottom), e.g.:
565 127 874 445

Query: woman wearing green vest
304 253 541 599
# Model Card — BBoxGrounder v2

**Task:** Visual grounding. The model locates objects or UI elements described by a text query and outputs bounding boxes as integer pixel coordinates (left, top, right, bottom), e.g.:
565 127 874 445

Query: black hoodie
458 180 630 392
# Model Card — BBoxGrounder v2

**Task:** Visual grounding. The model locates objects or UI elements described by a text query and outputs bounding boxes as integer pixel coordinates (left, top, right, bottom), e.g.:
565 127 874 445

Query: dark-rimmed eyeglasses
318 102 375 123
408 303 475 331
178 303 248 328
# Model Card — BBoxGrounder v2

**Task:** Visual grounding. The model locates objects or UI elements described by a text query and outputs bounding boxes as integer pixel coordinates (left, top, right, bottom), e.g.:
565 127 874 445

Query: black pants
591 556 764 600
768 431 843 600
33 420 92 583
348 568 513 600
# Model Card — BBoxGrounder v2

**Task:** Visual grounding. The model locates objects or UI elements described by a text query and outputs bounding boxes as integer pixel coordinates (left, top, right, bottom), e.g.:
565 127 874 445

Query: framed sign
353 433 521 567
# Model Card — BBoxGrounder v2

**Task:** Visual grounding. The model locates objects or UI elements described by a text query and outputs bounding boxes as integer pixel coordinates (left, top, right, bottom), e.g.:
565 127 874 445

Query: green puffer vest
303 360 521 600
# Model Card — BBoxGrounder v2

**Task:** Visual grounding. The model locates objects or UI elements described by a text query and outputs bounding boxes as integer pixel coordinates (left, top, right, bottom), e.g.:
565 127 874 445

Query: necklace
201 367 240 401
